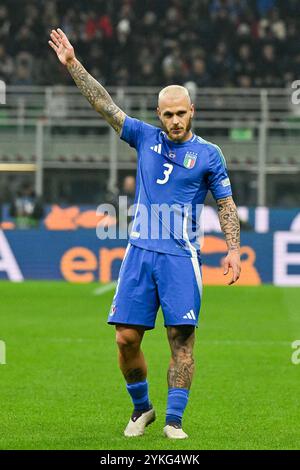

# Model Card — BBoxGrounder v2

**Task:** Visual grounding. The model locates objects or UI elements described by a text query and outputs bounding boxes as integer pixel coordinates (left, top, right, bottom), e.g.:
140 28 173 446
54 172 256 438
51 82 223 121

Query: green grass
0 282 300 450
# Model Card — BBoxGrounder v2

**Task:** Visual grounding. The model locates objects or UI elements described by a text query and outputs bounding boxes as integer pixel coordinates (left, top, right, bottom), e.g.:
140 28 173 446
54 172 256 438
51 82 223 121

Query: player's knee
168 325 195 359
115 327 142 353
168 325 195 345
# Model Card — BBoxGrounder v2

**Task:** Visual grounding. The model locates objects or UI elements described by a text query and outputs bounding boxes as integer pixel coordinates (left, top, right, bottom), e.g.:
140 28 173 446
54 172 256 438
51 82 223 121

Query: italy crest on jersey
183 151 198 169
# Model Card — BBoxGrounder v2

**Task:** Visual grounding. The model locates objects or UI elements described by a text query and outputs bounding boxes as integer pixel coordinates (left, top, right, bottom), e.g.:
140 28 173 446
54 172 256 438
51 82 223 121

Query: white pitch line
49 338 95 343
48 338 291 346
93 282 117 296
199 340 291 346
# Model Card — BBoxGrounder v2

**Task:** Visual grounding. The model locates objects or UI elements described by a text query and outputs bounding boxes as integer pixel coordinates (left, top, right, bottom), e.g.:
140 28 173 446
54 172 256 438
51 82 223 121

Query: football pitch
0 281 300 450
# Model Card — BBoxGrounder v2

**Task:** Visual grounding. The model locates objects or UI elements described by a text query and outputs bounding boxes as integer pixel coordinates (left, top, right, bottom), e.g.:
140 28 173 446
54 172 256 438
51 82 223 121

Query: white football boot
124 407 156 437
163 424 188 439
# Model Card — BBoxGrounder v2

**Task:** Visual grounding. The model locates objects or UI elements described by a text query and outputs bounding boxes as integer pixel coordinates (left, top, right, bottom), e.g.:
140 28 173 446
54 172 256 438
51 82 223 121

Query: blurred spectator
0 5 10 41
188 58 211 88
113 175 136 233
209 41 233 86
122 175 136 208
0 45 14 82
269 8 286 40
256 44 281 87
9 184 44 229
13 25 37 56
236 74 252 88
234 44 255 86
137 63 158 86
11 63 33 86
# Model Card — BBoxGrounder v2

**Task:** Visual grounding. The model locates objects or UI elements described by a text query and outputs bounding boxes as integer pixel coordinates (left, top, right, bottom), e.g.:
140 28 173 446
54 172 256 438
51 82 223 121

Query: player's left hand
223 249 241 285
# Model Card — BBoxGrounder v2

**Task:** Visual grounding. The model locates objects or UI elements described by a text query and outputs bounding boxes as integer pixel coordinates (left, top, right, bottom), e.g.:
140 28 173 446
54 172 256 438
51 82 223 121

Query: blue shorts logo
109 305 116 316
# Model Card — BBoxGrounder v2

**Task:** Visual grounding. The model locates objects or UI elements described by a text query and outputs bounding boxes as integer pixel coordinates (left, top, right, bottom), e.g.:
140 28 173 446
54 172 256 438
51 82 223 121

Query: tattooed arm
216 195 241 285
67 59 126 134
217 196 240 251
48 28 126 134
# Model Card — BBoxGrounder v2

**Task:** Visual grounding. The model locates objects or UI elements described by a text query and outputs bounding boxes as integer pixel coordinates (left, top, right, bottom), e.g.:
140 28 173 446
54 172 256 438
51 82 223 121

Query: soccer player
49 28 241 440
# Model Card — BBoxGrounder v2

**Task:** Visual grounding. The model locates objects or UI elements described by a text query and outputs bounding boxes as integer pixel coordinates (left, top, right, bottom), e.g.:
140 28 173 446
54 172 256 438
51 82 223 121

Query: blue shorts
107 244 202 330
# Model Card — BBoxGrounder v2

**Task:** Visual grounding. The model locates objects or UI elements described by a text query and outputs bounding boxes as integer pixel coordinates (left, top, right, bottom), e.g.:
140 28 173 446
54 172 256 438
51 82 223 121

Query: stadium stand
0 0 299 88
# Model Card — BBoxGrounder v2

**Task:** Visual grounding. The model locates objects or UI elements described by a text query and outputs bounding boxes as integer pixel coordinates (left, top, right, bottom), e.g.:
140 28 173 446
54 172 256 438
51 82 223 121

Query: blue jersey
121 116 232 257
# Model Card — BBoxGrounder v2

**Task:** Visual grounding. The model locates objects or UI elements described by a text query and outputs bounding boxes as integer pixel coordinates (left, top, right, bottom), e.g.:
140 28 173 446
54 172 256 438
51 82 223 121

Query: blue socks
126 380 151 411
126 382 189 425
166 388 189 426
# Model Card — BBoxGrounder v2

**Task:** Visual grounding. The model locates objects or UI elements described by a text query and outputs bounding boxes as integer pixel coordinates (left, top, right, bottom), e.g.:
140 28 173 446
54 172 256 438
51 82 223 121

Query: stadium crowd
0 0 299 89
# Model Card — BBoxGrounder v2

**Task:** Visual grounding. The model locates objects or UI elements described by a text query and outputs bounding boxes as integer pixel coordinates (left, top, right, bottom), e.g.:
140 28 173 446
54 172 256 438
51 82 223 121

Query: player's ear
157 107 161 118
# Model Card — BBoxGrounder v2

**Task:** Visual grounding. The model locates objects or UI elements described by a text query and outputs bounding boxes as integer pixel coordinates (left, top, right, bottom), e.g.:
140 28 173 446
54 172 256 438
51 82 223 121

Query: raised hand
48 28 75 65
48 27 126 134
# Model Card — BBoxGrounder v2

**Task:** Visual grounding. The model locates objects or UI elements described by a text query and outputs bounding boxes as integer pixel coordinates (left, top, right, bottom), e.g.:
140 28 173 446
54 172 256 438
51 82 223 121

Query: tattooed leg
115 325 147 383
167 326 195 389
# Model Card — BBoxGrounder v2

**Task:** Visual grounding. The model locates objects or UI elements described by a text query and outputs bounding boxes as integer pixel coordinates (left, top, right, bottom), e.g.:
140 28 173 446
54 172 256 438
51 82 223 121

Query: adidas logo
150 144 162 154
183 309 196 320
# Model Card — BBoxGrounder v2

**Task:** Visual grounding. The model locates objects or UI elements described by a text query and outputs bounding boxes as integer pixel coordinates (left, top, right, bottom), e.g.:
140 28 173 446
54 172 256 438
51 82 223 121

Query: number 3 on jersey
156 163 173 185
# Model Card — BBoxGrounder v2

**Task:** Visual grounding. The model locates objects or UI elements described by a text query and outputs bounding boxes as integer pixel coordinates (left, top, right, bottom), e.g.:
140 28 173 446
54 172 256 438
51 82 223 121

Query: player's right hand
48 28 75 65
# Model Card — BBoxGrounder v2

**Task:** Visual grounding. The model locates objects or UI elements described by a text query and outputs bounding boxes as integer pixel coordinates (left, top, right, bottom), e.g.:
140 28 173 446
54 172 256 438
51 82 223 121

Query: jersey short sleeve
120 115 144 149
207 144 232 200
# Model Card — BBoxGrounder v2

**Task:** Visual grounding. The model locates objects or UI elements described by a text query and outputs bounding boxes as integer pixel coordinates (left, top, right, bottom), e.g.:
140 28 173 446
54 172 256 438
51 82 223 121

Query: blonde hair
158 85 191 106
